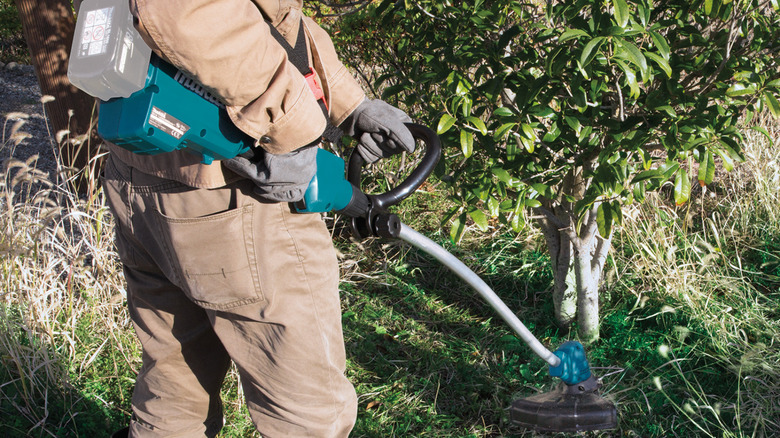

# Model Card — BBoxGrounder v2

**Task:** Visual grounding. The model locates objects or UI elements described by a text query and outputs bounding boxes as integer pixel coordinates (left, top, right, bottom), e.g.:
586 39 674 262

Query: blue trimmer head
509 341 618 432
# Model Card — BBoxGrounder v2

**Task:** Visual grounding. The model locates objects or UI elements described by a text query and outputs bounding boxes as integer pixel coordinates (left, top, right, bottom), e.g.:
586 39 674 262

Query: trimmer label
149 107 190 140
77 7 114 58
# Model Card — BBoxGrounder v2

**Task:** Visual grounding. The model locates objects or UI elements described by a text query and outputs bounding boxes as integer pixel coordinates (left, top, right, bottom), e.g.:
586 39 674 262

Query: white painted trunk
539 215 576 328
538 201 612 342
574 240 601 343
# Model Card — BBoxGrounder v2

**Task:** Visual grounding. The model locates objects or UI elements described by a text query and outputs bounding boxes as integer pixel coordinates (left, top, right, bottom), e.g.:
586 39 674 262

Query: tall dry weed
615 112 780 436
1 111 133 435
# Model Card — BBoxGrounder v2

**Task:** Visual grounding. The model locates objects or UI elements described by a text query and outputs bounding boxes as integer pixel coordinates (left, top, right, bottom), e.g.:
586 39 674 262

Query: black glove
340 99 415 163
223 144 318 203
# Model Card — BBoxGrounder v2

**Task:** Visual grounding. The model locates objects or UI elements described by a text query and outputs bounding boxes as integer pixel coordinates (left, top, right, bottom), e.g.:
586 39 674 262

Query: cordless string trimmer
301 124 618 432
87 41 617 434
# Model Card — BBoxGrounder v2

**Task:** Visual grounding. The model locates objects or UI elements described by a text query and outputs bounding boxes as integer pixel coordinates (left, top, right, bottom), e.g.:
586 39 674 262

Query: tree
330 0 780 342
15 0 101 193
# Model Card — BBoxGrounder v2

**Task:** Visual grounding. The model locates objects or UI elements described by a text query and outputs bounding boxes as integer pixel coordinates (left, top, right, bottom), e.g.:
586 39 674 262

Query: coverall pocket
155 204 265 310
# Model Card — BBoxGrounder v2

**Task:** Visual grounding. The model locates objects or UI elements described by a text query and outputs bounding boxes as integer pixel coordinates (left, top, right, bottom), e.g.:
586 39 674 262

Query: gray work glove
223 144 317 203
340 99 415 163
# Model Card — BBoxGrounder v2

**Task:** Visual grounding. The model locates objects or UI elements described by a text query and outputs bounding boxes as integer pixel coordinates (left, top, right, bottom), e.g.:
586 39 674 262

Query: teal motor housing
97 54 253 164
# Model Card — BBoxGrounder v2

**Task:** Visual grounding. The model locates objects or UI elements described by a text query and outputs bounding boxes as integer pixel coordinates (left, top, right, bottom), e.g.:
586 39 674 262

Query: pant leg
104 155 232 437
207 201 357 438
104 154 357 437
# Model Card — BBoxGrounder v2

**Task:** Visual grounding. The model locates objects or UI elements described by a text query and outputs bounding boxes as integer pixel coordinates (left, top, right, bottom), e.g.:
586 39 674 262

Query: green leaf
616 39 649 81
705 0 714 14
461 96 473 118
764 91 780 117
674 168 691 205
529 105 555 118
560 28 590 43
645 52 672 78
531 183 553 198
615 59 640 99
507 137 519 161
726 84 757 97
564 116 582 135
438 114 456 134
597 202 613 237
719 136 746 163
511 199 526 233
521 124 537 140
450 212 466 243
654 105 677 117
456 80 470 96
467 116 488 135
487 197 500 218
660 162 680 178
498 25 521 50
698 150 715 186
649 31 671 60
492 167 512 184
494 123 516 141
494 107 514 117
468 207 489 232
714 147 735 172
580 37 606 67
460 130 474 157
704 0 721 16
381 84 408 99
524 198 542 208
613 0 629 28
519 135 535 153
605 25 625 36
750 125 773 144
631 169 664 183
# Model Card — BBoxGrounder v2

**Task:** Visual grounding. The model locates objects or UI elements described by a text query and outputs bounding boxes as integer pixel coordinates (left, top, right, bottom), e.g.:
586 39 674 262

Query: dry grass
614 113 780 437
1 111 133 436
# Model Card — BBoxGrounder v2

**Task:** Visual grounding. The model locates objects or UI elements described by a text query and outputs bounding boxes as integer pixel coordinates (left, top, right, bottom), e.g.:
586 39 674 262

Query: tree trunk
538 164 612 343
572 206 613 343
539 216 577 328
15 0 102 193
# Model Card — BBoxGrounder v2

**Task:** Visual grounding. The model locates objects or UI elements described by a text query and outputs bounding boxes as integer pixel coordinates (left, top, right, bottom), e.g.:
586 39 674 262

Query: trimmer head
509 375 617 432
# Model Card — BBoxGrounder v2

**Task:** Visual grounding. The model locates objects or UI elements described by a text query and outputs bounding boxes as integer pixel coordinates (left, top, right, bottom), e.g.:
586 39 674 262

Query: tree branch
534 204 567 230
591 233 612 280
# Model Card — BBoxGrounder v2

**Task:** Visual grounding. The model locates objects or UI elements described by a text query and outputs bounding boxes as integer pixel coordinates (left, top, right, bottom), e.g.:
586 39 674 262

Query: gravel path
0 61 60 182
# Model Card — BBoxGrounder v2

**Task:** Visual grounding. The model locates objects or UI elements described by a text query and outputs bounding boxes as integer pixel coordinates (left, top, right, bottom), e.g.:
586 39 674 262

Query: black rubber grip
347 123 441 210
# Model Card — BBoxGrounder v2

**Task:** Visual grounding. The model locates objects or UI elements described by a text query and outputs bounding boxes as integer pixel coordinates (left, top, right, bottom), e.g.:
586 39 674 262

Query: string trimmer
297 124 618 432
93 50 617 432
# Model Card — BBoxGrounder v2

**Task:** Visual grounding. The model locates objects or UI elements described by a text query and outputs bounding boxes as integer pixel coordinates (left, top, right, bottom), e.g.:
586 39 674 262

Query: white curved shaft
397 223 561 368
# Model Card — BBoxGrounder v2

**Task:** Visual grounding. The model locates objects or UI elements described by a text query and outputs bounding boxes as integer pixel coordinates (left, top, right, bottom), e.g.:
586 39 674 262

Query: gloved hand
223 144 318 203
340 99 415 163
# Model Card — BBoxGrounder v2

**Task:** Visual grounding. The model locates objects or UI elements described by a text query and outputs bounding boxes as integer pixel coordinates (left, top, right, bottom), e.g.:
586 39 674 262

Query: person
101 1 414 436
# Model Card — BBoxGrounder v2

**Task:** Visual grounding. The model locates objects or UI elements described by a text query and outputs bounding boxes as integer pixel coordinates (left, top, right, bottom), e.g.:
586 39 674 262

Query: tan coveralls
102 1 366 436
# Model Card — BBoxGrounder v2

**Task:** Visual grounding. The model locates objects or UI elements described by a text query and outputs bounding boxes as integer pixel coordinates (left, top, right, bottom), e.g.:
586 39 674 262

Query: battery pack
97 54 254 164
68 0 151 101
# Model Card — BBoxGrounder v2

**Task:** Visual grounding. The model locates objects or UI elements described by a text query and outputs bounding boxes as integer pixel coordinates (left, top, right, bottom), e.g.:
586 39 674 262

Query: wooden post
14 0 103 193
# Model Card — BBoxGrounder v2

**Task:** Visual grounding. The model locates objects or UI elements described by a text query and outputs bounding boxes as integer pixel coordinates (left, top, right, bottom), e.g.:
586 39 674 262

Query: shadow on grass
339 229 771 437
340 234 591 437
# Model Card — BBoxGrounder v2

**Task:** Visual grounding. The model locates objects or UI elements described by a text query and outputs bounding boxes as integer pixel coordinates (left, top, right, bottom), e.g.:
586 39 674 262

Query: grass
2 104 779 437
0 27 778 435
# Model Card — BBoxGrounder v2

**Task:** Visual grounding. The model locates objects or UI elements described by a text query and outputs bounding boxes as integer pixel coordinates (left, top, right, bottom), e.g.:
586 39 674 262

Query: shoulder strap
267 21 343 144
